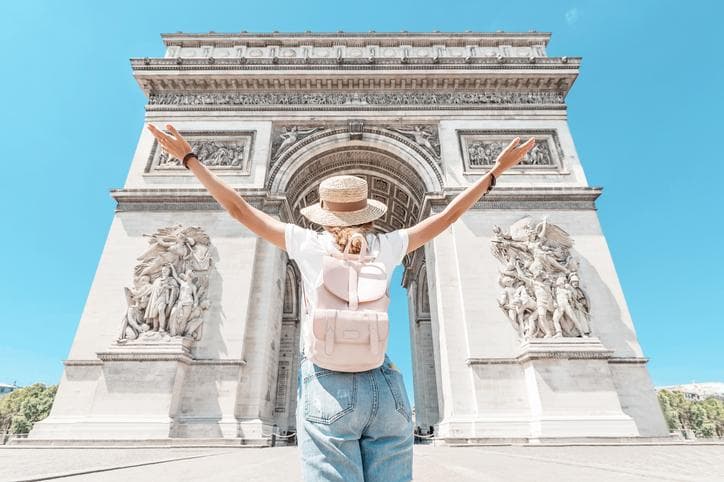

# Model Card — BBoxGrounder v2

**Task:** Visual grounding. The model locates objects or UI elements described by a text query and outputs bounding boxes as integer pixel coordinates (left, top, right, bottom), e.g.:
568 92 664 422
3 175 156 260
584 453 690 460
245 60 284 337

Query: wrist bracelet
182 152 198 169
485 172 496 194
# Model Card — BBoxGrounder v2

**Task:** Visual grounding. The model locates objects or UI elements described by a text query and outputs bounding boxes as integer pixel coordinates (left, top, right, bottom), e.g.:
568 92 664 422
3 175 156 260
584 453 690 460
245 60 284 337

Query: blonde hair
324 222 374 254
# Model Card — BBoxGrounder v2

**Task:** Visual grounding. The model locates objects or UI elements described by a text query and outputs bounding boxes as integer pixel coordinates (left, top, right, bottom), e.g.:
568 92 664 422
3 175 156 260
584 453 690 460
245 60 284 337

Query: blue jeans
296 352 414 481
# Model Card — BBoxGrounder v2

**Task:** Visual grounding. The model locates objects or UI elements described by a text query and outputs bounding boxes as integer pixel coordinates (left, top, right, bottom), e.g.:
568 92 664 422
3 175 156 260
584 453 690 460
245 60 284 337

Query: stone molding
429 186 603 211
466 356 650 365
133 58 577 69
109 186 603 212
65 358 247 366
607 357 650 365
109 188 282 214
468 338 614 364
96 352 194 364
160 31 553 49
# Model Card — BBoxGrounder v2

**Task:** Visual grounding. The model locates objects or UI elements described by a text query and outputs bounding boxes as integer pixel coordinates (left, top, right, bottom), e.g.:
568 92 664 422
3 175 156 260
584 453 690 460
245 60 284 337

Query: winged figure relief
491 217 592 340
117 224 214 343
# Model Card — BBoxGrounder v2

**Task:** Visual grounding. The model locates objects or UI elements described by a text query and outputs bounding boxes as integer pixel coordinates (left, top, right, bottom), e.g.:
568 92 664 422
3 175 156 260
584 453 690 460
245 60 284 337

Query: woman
147 123 534 481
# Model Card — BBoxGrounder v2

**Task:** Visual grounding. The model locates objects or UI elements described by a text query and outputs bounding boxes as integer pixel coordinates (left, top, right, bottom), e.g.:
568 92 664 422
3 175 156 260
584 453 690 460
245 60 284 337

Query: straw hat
300 175 387 227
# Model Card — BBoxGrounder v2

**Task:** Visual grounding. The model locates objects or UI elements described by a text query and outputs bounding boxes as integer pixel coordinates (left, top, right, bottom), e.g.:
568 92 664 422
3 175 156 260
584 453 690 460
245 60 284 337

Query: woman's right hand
147 123 193 161
492 137 536 176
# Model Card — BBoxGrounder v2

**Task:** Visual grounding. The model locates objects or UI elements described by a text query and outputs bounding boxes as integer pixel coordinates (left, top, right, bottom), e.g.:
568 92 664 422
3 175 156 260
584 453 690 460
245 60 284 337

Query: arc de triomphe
28 31 669 445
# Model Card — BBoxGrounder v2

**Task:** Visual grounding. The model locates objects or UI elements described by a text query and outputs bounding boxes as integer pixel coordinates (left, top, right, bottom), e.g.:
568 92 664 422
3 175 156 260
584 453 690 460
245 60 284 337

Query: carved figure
390 125 440 158
117 225 214 342
274 126 321 158
157 140 247 169
491 217 593 340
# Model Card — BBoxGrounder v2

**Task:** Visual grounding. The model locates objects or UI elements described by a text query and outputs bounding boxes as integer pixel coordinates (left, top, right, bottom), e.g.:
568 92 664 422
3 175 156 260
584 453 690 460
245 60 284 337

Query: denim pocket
302 359 357 424
380 361 412 423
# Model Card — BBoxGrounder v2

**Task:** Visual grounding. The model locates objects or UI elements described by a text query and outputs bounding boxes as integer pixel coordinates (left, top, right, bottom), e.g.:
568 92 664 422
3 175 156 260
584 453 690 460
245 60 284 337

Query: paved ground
0 444 723 482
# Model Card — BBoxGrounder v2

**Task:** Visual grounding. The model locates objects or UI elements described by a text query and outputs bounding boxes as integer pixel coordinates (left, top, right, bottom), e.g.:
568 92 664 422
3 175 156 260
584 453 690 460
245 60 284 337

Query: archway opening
273 146 441 436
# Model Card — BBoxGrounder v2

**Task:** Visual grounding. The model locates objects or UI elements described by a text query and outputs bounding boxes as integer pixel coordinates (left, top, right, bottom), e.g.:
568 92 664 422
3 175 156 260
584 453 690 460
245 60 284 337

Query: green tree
657 390 681 430
0 383 57 435
658 389 724 438
701 397 724 437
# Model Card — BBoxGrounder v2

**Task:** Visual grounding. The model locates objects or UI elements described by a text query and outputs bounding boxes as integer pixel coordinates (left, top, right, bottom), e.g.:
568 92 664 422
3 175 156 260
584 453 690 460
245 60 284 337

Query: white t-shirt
284 223 409 356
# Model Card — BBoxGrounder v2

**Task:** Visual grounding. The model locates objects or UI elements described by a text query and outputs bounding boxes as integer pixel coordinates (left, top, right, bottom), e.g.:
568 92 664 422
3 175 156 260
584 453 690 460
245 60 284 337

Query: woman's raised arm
404 136 536 254
147 123 287 251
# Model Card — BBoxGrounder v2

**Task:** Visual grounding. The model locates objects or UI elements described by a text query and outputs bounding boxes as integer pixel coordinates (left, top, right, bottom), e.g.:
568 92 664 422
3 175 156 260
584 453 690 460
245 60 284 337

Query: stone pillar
273 263 302 433
424 220 478 439
234 236 287 439
408 264 440 432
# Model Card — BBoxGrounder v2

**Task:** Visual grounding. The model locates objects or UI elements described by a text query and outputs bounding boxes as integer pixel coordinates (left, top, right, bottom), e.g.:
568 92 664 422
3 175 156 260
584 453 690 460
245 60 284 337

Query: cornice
428 186 603 211
65 358 247 366
109 187 281 214
130 58 580 97
160 31 553 48
131 57 578 69
465 356 649 365
109 186 602 213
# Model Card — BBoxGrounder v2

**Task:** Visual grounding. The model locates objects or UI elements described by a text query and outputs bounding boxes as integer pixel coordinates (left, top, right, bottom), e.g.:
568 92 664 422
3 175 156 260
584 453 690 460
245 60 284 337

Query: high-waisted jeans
296 352 414 481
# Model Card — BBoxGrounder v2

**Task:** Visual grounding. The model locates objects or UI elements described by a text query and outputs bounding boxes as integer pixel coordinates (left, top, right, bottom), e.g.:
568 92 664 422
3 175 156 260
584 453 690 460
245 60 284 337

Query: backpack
302 232 390 372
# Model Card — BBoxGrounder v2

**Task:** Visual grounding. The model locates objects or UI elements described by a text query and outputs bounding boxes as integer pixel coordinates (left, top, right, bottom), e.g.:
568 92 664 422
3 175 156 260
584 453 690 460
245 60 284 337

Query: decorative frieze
458 129 564 173
145 130 254 174
147 91 565 108
164 43 548 61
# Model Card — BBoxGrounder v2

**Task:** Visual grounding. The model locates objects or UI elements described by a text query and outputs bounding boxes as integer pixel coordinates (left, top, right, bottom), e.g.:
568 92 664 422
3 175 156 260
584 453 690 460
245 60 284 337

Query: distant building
657 383 724 401
0 382 19 398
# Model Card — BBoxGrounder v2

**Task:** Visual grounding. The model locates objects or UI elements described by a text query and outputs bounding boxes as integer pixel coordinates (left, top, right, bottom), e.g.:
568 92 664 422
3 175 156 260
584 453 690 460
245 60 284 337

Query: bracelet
484 172 496 195
182 152 198 169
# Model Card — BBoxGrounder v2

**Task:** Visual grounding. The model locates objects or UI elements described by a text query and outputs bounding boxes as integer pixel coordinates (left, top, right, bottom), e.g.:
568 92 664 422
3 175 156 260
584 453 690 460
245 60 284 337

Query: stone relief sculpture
388 125 441 159
117 224 213 343
148 91 565 107
491 217 591 340
272 126 322 159
468 140 552 166
157 139 248 170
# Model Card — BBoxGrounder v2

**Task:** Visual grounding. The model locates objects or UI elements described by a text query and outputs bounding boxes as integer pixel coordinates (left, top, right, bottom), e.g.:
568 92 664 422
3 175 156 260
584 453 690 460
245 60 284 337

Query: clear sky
1 1 722 404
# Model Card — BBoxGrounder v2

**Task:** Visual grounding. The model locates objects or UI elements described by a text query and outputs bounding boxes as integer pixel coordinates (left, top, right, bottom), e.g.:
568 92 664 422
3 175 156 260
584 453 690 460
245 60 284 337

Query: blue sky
1 1 722 404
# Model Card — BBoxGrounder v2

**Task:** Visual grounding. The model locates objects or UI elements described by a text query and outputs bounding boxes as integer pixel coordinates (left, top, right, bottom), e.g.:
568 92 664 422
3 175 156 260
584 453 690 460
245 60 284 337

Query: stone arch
268 127 444 197
269 134 442 433
267 133 442 270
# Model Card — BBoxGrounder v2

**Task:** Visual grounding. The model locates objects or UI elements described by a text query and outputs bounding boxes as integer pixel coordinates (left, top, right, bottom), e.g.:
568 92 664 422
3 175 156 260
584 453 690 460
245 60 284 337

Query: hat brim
299 198 387 227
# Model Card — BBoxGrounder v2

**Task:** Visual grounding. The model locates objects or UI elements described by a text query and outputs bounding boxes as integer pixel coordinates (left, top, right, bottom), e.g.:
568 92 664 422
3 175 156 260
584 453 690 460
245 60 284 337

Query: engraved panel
145 130 254 175
458 129 565 174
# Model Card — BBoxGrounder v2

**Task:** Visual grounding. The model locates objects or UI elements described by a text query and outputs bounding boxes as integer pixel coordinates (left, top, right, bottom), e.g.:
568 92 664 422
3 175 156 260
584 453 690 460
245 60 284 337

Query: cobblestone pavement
1 444 722 482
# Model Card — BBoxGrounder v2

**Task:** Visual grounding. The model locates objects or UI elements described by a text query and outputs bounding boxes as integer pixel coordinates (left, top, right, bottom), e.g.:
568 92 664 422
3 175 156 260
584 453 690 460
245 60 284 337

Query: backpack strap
301 283 310 316
347 261 359 310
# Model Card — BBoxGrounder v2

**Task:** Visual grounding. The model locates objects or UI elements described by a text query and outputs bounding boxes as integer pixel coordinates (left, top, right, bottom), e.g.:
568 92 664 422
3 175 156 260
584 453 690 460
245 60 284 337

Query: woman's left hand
147 123 193 160
492 137 536 176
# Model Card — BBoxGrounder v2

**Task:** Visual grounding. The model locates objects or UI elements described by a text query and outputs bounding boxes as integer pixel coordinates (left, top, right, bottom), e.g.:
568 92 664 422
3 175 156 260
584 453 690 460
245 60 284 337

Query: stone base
450 337 640 441
27 337 265 442
24 415 278 446
8 436 270 447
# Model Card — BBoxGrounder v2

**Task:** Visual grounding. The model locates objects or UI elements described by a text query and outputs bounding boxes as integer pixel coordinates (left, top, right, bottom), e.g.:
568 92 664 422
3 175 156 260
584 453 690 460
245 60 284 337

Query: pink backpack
302 233 390 372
